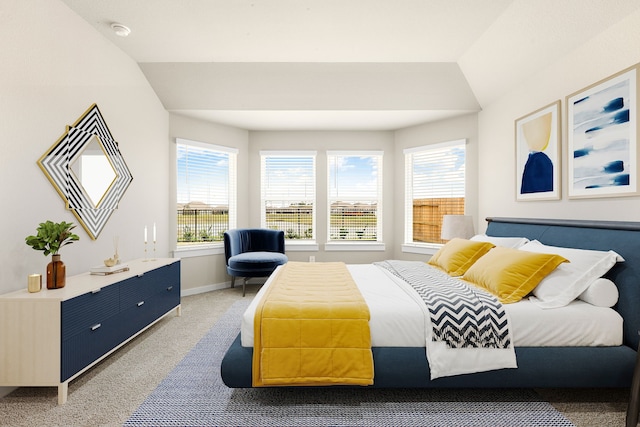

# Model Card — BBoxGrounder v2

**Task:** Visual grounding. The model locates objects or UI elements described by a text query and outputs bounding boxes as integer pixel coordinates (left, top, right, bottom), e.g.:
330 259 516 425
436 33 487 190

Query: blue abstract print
571 78 632 191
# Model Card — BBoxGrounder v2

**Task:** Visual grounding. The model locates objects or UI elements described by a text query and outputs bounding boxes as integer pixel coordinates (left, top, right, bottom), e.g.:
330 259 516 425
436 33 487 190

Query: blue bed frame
221 217 639 388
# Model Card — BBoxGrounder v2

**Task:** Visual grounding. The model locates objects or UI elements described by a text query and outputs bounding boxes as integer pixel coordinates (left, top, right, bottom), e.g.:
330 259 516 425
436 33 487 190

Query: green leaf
25 220 80 256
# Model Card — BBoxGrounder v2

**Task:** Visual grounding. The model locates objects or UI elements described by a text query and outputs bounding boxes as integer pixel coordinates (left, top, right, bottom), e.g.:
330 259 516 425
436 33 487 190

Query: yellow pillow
462 246 568 304
428 238 495 276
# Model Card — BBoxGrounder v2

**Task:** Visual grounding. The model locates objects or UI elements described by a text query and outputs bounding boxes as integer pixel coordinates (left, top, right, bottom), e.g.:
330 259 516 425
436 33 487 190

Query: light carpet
124 299 575 427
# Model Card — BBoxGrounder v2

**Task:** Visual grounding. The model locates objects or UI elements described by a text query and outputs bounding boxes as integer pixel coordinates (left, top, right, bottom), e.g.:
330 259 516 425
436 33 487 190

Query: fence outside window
177 207 229 244
412 197 465 244
177 199 455 245
176 205 315 244
329 202 377 240
263 204 313 240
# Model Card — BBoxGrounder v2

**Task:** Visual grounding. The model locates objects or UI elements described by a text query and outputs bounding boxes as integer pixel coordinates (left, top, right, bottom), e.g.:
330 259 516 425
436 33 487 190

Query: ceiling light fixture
110 23 131 37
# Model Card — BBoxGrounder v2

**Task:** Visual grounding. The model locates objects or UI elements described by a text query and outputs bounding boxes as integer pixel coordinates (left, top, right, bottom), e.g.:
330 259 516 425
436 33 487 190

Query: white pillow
470 234 530 249
520 240 624 309
578 278 619 308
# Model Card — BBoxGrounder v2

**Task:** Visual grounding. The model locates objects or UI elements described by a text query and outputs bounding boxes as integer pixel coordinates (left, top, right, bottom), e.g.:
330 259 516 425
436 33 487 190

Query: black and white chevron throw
375 260 511 350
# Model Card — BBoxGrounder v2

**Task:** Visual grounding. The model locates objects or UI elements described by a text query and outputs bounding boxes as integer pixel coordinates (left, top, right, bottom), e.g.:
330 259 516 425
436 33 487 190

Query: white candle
153 223 156 242
144 226 147 243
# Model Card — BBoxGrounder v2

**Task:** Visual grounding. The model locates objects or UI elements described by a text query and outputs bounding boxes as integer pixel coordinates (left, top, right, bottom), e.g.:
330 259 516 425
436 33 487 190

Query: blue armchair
223 228 288 297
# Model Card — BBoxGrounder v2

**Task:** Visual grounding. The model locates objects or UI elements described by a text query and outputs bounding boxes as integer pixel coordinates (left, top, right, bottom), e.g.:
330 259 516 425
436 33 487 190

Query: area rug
124 299 575 427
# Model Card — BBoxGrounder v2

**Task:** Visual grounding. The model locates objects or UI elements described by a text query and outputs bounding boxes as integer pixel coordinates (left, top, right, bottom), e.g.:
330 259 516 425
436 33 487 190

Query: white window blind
260 151 316 240
327 151 382 241
404 140 466 245
176 138 237 247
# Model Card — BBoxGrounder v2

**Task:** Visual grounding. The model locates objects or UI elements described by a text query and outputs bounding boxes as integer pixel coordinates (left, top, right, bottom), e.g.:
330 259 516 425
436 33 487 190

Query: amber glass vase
46 254 66 289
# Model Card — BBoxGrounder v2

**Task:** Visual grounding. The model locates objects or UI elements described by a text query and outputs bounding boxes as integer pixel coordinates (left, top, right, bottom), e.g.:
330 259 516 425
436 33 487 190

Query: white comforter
242 263 623 378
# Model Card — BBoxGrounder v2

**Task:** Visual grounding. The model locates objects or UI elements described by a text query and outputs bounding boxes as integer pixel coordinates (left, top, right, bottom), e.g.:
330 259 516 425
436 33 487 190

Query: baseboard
181 278 267 297
181 281 231 297
0 386 16 398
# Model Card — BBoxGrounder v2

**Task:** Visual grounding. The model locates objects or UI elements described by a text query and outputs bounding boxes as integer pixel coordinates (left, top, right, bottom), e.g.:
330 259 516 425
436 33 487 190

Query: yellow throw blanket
252 261 374 387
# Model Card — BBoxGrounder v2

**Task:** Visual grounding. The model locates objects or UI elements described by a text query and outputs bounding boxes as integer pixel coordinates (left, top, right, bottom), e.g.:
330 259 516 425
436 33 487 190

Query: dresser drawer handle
166 286 173 291
137 301 145 307
91 323 102 331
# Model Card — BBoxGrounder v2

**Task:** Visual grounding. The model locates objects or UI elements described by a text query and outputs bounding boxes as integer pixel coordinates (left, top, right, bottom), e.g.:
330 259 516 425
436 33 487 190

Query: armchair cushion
228 251 289 277
224 229 285 259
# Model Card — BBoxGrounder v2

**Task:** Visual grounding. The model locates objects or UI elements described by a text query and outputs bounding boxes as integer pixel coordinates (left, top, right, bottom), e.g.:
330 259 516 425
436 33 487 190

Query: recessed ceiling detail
61 0 640 129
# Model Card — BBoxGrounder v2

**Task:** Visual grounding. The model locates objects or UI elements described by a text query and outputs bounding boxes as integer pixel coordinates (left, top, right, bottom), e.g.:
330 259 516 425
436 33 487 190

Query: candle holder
28 274 42 293
151 240 157 261
113 236 120 264
143 225 149 261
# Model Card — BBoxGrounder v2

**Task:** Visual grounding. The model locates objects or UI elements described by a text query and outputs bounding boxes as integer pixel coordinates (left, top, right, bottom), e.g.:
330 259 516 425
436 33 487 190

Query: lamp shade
441 215 474 240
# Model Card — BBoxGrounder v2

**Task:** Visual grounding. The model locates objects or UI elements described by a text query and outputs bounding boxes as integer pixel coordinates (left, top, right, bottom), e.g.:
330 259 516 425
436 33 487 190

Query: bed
220 217 640 389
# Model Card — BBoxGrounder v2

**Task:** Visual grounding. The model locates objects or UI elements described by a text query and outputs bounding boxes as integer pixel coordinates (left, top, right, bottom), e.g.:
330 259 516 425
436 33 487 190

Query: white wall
477 9 640 231
0 0 169 295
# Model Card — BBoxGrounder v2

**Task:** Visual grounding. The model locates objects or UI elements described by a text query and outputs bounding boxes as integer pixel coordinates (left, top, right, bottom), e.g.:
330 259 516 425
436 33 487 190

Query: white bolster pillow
578 278 619 308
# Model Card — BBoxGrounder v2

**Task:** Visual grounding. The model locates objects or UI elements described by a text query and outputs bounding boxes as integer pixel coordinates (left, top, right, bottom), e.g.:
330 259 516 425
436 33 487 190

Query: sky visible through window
176 146 463 206
413 145 465 198
177 144 229 206
264 156 314 206
329 155 378 198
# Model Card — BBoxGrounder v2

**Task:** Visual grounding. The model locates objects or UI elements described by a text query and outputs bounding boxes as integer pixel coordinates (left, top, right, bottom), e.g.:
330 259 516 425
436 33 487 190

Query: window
260 151 316 240
404 139 466 246
327 151 382 242
176 138 237 248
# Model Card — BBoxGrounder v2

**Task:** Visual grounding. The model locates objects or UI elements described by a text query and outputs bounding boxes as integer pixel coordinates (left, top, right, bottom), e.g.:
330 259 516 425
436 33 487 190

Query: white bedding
242 263 623 349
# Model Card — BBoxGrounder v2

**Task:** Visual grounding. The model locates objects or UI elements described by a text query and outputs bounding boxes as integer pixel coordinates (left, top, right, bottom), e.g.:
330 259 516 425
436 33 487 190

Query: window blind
260 151 316 240
176 138 237 246
327 151 382 241
404 140 466 244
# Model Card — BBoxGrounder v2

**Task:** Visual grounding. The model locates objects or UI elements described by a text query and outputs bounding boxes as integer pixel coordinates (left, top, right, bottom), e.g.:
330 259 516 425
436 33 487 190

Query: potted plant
25 220 80 289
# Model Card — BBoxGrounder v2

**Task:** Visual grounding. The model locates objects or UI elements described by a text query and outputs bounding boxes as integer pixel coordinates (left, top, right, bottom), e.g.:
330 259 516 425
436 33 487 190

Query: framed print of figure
515 101 561 201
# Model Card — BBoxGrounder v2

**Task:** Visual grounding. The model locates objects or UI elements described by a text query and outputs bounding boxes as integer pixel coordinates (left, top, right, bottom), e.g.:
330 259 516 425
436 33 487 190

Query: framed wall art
566 65 638 199
515 100 561 201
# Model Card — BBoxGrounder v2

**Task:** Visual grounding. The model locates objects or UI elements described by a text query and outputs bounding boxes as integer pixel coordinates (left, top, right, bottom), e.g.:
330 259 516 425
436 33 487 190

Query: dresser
0 258 180 404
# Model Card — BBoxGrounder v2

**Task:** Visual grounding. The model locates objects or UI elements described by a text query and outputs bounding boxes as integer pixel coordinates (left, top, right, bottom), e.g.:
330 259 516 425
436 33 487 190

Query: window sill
173 242 319 257
401 243 440 256
324 242 386 252
173 244 224 259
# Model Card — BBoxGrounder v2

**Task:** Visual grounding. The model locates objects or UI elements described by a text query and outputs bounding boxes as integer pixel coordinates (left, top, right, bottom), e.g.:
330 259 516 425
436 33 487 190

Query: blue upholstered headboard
486 217 640 351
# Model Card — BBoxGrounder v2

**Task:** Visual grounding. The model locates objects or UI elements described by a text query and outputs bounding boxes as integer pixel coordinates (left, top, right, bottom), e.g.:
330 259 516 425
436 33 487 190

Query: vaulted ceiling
61 0 640 130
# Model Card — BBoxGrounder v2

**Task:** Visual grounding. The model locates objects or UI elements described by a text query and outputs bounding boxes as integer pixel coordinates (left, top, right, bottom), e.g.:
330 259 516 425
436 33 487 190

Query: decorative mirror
70 135 118 208
38 104 133 240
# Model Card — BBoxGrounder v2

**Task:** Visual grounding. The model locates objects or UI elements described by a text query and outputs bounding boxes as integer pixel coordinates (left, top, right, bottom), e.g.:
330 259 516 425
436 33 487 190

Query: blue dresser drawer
152 280 180 319
120 262 180 309
151 261 180 294
61 315 121 381
119 296 159 340
61 284 119 339
119 274 153 310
